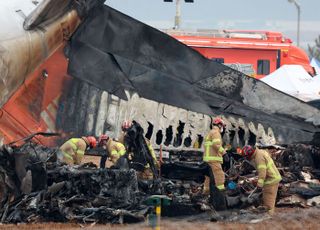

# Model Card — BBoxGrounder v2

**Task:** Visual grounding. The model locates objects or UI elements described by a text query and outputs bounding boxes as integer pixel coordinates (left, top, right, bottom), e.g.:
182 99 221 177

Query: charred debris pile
0 141 149 224
0 136 320 224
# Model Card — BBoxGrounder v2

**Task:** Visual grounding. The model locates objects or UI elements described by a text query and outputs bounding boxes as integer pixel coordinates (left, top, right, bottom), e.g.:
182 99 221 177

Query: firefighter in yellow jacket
241 145 282 214
138 138 159 179
203 117 227 192
59 136 97 165
98 134 126 165
119 120 159 179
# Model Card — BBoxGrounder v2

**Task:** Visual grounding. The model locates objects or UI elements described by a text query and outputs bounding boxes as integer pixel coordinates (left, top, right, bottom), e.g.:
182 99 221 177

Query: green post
145 195 171 230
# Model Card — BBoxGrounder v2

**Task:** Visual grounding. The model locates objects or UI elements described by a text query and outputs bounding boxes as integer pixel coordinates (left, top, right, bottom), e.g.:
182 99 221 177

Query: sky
106 0 320 50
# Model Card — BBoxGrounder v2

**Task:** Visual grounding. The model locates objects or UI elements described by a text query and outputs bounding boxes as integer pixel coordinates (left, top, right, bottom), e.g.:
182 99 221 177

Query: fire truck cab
168 30 314 79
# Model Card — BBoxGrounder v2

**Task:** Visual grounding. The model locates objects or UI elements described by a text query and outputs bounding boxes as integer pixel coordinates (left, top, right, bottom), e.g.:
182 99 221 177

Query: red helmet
86 136 97 148
98 134 109 146
121 120 132 131
212 117 226 127
241 145 255 159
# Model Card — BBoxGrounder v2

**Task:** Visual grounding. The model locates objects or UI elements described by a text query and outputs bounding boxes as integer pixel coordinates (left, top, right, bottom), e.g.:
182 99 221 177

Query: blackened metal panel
67 4 320 146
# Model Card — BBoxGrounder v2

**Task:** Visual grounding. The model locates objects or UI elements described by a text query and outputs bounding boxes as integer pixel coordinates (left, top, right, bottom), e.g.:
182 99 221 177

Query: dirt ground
1 207 319 230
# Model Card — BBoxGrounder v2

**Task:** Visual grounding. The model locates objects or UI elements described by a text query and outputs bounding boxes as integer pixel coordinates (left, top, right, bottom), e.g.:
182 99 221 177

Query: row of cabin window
211 58 270 75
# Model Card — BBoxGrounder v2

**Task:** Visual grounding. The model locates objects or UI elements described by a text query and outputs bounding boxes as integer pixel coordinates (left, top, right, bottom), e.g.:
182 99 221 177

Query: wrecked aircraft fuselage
65 4 320 147
0 0 319 149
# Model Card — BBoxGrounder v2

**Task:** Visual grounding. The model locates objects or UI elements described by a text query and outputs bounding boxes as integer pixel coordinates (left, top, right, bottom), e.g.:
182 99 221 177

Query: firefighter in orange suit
98 134 126 165
203 117 227 193
59 136 97 165
241 145 282 214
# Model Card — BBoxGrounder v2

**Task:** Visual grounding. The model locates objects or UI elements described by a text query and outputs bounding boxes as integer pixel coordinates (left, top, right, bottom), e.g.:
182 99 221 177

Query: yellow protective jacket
107 139 126 164
145 138 159 168
203 126 225 163
251 149 282 187
59 138 87 165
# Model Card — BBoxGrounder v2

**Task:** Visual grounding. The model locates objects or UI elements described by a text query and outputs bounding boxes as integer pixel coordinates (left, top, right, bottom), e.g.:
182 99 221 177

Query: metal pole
159 144 162 177
297 3 300 47
174 0 181 29
288 0 301 47
156 203 161 230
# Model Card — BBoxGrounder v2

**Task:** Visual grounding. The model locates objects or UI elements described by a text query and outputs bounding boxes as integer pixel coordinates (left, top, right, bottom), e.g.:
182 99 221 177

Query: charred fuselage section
65 4 320 147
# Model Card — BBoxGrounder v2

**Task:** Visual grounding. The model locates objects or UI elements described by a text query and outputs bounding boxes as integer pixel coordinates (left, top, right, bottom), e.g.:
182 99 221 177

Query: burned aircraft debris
1 135 320 224
1 0 320 226
0 141 149 224
66 4 320 147
123 120 159 178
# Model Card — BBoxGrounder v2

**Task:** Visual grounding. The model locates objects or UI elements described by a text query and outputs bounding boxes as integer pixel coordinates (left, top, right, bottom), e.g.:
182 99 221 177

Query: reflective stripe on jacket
251 149 282 187
203 126 225 163
59 138 86 165
107 139 126 163
145 138 159 168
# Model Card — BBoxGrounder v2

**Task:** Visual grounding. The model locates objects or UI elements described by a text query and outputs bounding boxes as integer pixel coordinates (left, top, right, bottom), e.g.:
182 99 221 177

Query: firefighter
241 145 282 214
98 134 126 166
138 137 159 179
119 120 159 179
59 136 97 165
203 117 227 193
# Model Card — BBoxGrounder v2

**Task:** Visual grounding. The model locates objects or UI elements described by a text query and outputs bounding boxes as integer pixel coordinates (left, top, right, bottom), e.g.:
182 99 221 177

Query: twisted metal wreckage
1 129 320 224
1 0 320 224
64 3 320 147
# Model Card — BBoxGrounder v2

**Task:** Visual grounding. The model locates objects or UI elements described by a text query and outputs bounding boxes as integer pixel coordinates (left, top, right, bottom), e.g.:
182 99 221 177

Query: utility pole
164 0 194 29
288 0 301 47
174 0 181 29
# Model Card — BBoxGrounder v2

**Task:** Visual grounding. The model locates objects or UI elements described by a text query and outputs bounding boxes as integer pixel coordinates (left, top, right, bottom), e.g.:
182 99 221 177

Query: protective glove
223 153 230 162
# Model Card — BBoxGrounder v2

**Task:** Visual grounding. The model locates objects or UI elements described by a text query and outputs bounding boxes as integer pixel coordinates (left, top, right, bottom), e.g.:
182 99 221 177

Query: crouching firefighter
241 145 282 214
59 136 97 165
203 117 227 193
98 134 127 168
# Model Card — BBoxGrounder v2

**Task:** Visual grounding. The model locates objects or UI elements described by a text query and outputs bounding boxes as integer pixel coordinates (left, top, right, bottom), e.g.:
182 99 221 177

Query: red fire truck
168 30 314 79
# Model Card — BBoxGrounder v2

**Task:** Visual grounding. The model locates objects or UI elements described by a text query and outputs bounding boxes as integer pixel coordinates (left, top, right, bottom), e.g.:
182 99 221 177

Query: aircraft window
257 60 270 75
211 58 224 64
